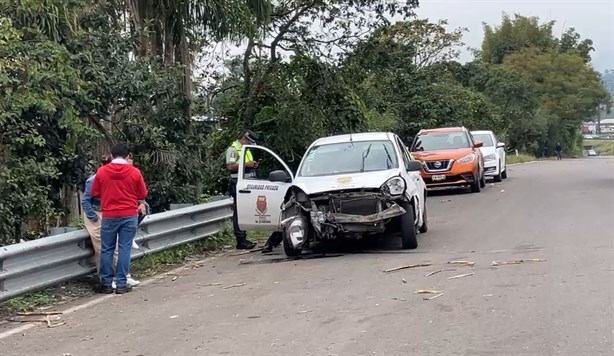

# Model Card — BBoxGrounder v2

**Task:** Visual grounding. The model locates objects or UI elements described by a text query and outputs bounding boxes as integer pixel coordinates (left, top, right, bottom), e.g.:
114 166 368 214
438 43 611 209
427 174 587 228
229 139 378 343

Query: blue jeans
100 216 138 287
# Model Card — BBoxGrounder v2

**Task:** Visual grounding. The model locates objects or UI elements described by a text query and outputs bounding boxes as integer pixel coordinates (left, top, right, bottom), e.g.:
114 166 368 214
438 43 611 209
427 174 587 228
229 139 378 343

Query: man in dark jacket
556 142 562 160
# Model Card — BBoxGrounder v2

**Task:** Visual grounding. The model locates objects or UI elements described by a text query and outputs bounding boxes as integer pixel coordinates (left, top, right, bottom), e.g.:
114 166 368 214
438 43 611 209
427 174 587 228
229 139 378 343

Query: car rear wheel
400 201 418 249
480 170 486 188
282 227 302 257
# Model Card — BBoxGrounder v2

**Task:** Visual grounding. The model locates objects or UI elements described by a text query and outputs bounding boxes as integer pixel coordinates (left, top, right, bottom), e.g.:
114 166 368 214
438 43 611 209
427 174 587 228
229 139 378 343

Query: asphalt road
1 158 613 356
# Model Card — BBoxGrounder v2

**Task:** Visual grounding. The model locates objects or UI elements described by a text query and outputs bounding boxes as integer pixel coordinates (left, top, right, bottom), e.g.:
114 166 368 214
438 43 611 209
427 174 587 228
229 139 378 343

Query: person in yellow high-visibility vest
226 130 259 249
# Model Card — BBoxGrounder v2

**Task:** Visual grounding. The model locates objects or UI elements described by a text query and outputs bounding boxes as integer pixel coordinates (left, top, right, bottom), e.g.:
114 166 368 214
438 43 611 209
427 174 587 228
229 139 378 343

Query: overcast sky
415 0 614 72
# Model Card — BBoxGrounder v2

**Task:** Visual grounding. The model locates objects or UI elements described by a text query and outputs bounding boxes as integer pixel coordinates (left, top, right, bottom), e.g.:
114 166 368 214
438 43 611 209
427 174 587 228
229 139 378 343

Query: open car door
236 145 294 232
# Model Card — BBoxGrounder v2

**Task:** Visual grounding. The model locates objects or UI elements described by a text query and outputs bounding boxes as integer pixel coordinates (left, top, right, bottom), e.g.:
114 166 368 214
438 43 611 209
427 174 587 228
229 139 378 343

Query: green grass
6 291 53 313
507 153 537 164
131 222 234 277
585 140 614 156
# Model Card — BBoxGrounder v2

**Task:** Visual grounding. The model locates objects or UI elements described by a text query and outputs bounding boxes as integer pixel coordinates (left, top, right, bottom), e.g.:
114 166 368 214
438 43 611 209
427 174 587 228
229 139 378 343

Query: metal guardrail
0 199 233 303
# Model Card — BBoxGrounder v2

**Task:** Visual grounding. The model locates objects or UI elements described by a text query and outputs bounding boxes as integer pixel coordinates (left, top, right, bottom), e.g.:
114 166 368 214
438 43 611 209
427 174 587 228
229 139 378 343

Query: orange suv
410 127 486 193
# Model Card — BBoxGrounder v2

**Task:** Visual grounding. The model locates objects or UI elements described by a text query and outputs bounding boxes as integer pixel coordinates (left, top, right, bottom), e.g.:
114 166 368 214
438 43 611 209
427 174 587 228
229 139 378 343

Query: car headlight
484 153 496 161
383 177 406 196
457 153 476 163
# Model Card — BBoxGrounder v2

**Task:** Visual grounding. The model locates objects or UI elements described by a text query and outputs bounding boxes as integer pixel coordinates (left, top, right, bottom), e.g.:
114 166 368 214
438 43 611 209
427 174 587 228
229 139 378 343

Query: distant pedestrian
91 143 148 294
556 142 562 160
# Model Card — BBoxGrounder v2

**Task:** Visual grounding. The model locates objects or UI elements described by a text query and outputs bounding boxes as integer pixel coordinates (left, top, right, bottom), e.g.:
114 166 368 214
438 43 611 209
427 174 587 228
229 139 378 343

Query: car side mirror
406 161 423 172
474 140 484 148
269 170 291 183
496 142 505 148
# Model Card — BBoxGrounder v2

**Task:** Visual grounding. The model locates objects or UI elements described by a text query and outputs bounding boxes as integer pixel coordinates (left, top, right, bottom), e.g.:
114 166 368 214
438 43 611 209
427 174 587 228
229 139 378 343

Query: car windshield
471 133 494 147
299 140 398 177
412 132 471 151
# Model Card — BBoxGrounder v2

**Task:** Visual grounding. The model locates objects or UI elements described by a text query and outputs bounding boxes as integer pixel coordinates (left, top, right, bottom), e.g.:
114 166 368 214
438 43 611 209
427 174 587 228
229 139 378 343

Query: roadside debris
414 289 442 294
223 283 247 289
440 199 452 203
247 315 261 319
383 263 432 273
298 310 314 314
402 278 407 284
491 259 546 266
200 282 222 287
232 248 263 256
169 315 178 319
391 297 407 301
171 276 178 281
17 311 62 316
9 314 66 328
447 272 475 280
483 294 494 297
423 292 444 301
424 268 457 277
448 260 476 267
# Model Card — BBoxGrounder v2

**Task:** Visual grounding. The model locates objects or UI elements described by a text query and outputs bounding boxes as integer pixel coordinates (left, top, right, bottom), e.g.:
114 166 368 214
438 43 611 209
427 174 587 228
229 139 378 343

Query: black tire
282 227 302 257
400 201 418 249
494 162 503 182
419 198 428 234
501 166 508 179
470 175 481 193
480 169 486 188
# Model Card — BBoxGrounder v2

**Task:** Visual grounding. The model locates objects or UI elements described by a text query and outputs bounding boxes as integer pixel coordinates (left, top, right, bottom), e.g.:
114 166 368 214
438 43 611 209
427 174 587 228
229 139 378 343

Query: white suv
471 130 507 182
234 132 428 256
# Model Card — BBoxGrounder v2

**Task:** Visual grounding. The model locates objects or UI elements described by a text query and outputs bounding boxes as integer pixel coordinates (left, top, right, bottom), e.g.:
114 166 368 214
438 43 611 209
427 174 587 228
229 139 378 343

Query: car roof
418 127 466 134
311 132 394 146
470 130 494 135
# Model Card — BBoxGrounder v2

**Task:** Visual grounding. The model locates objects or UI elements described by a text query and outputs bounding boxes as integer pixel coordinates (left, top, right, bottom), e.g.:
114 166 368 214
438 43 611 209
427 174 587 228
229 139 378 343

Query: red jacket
90 159 148 218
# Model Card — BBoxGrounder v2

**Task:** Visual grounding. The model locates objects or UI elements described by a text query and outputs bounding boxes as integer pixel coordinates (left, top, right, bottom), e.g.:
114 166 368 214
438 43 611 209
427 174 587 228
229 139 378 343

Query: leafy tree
0 16 88 243
503 48 610 154
480 13 557 64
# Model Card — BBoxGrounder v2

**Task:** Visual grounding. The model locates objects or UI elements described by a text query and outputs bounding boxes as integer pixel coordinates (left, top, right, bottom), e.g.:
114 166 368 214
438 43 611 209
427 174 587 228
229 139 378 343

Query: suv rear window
412 131 471 151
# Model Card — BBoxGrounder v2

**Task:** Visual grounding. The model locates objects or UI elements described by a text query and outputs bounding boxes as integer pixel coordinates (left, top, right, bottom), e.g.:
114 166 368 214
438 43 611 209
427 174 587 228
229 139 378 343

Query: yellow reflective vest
231 140 253 163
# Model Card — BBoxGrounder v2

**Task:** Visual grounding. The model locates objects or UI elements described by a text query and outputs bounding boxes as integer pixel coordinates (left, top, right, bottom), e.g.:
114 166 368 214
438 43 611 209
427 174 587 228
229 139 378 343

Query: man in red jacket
91 143 148 294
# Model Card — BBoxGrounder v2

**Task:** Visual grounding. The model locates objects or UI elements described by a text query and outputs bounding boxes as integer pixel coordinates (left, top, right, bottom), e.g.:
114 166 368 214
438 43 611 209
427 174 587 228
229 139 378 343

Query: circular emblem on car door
433 161 442 168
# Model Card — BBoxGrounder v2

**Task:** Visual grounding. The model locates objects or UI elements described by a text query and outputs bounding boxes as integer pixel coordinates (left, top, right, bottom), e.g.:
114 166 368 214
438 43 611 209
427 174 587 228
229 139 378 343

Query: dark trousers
556 150 562 160
228 179 247 244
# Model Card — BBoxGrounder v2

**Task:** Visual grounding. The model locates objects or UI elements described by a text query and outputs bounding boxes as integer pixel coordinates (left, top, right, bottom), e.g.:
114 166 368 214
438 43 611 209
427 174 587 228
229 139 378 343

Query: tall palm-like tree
126 0 271 120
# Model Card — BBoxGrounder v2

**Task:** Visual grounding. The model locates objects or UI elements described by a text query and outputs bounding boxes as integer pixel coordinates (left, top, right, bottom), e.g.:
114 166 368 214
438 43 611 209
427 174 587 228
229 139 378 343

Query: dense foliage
0 2 610 245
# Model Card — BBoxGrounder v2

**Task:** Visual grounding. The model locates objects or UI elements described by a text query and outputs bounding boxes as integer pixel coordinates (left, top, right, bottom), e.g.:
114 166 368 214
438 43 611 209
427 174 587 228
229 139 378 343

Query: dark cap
243 130 259 144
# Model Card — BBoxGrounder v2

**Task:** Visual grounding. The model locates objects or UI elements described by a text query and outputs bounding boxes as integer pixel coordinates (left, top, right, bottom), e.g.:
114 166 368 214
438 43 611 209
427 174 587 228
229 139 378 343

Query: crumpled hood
105 163 133 179
292 170 400 195
412 148 473 161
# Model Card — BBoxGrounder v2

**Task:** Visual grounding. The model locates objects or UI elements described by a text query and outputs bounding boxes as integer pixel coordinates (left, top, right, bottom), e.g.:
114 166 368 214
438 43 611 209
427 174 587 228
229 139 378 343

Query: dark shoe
262 244 273 253
236 240 257 250
115 285 133 294
96 284 114 294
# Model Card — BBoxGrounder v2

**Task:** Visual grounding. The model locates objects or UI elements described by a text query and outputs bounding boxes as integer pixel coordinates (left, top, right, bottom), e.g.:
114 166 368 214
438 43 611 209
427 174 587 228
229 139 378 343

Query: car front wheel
494 161 503 182
282 227 302 257
470 175 481 193
419 198 428 234
400 201 418 249
501 165 508 179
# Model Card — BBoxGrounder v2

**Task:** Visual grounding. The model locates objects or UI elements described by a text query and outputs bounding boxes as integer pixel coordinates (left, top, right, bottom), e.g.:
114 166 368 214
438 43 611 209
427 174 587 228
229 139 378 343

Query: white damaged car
235 132 428 256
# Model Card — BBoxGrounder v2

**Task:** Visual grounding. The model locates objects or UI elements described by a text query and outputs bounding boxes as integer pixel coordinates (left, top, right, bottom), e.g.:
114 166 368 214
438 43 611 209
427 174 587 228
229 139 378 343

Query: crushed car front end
281 177 409 248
